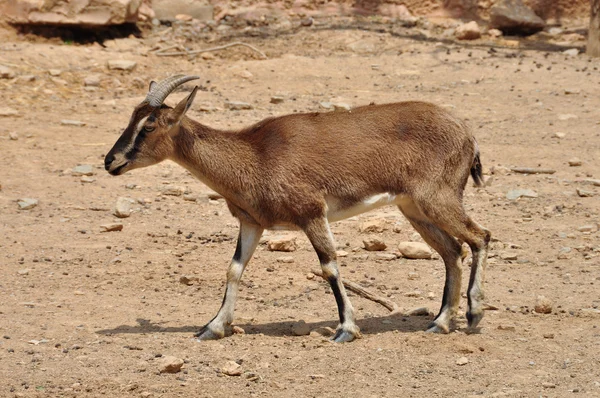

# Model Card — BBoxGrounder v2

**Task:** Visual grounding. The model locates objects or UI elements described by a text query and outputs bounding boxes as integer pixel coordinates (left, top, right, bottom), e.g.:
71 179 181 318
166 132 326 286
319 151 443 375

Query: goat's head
104 75 199 176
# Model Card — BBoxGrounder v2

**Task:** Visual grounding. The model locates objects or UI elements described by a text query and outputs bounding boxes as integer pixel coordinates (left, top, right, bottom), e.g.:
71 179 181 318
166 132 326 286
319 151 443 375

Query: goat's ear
169 86 198 126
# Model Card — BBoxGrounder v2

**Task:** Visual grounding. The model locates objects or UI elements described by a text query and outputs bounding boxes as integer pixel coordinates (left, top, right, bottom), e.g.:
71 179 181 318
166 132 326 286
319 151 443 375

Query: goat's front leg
195 221 263 341
304 217 361 343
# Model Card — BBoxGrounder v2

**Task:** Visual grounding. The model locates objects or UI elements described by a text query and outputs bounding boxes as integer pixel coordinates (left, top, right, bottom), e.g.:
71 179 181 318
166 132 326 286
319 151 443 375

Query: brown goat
104 75 491 343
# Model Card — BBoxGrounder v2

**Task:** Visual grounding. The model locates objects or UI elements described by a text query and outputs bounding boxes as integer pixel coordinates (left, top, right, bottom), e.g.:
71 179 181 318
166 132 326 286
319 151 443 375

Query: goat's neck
170 118 254 199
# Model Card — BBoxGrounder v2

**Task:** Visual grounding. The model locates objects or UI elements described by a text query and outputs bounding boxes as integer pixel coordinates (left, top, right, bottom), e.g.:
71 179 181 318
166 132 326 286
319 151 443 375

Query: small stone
0 65 16 79
543 333 554 339
60 119 86 126
359 219 386 233
270 95 284 104
48 69 62 76
408 272 420 280
8 132 18 140
221 361 242 376
534 295 553 314
500 251 519 261
159 356 184 374
100 223 123 232
234 70 253 79
568 158 582 167
336 250 348 257
71 164 94 176
564 88 580 95
83 75 102 87
276 256 295 263
488 28 503 37
0 107 19 117
175 13 193 21
162 186 185 196
332 102 351 111
201 52 216 60
291 320 311 336
107 60 137 71
404 290 422 298
455 21 481 40
179 275 199 286
398 242 432 259
552 132 566 139
267 237 297 252
232 326 245 335
319 102 334 110
114 197 132 218
542 382 556 388
506 189 538 200
497 324 516 331
562 48 579 56
403 307 430 316
578 225 597 233
576 188 594 197
363 238 387 251
18 198 38 210
80 176 95 183
376 253 397 261
306 273 315 280
456 356 469 366
224 101 253 110
558 113 578 121
74 290 85 295
301 17 313 26
17 269 30 275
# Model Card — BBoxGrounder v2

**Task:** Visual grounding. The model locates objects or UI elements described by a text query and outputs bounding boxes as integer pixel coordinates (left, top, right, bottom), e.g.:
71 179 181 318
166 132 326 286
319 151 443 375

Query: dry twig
155 41 268 59
510 167 556 175
311 269 399 313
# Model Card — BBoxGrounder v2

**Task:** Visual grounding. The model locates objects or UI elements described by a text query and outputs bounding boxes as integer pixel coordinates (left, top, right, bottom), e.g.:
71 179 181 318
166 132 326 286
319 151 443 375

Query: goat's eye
144 125 155 132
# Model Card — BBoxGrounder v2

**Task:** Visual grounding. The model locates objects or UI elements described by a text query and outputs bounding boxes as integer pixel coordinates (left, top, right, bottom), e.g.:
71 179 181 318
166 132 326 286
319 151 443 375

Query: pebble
336 250 348 257
568 158 582 167
221 361 242 376
376 253 397 261
8 132 18 140
576 188 594 197
359 219 386 233
232 326 245 335
488 28 503 37
332 102 351 111
159 356 184 373
534 295 553 314
114 197 132 218
541 382 556 389
60 119 86 126
107 60 137 71
552 132 566 139
17 269 30 275
291 320 311 336
162 186 185 196
500 252 519 261
398 242 432 259
506 189 538 200
0 65 16 79
48 69 62 76
363 238 387 251
562 48 579 56
497 325 516 331
179 275 199 286
276 256 295 263
80 176 95 183
234 70 253 79
71 164 94 176
100 223 123 232
267 236 297 252
578 225 597 233
0 107 19 116
83 74 102 87
270 95 284 104
224 101 253 110
558 113 578 120
455 21 481 40
18 198 38 210
456 356 469 366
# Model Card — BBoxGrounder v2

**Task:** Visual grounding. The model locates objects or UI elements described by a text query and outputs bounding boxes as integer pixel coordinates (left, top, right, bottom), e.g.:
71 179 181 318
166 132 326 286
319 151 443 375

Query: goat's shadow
96 313 435 337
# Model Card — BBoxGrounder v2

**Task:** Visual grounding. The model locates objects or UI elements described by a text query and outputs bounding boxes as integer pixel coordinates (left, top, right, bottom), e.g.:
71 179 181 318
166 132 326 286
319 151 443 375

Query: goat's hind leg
195 221 263 341
304 217 360 343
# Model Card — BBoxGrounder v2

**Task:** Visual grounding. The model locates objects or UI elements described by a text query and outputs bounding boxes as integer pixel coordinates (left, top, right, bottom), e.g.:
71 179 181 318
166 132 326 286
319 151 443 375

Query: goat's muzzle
104 153 129 176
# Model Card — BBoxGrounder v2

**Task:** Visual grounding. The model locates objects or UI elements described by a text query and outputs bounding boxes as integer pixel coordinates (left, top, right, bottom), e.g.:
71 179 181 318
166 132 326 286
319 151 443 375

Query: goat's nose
104 154 114 171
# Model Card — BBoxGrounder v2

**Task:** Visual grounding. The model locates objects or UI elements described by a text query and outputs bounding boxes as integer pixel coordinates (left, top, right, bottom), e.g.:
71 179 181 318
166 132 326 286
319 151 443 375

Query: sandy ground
1 19 600 398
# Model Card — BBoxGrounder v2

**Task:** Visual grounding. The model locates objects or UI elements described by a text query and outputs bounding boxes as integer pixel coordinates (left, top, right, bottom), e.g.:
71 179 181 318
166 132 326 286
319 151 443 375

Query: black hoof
331 329 356 343
466 310 484 330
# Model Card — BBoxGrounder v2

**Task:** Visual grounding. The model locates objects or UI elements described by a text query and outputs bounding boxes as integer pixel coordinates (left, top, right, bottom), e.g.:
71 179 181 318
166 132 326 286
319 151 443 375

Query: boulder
398 242 432 259
1 0 142 25
455 21 481 40
490 0 545 36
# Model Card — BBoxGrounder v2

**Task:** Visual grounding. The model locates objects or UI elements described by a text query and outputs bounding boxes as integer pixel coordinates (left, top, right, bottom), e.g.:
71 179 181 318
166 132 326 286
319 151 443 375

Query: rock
490 0 545 36
541 382 556 389
100 223 123 232
17 269 30 275
336 250 348 257
551 132 566 139
558 113 578 121
71 165 94 176
81 175 95 183
578 225 598 233
455 21 481 40
376 253 397 261
456 356 469 366
60 119 86 126
221 361 242 376
568 158 582 167
500 251 519 261
291 320 310 336
152 0 213 22
48 69 61 77
162 186 185 196
83 74 102 87
359 219 386 233
267 237 297 252
576 188 594 197
179 275 199 285
270 95 285 104
107 60 137 71
9 132 18 140
0 65 16 79
114 197 132 218
0 107 19 117
398 242 432 259
19 75 36 82
175 13 193 21
497 324 516 331
233 70 253 79
3 0 142 25
276 256 295 263
363 238 387 251
562 48 579 56
159 356 184 374
232 326 245 335
332 102 352 111
18 198 38 210
488 28 503 37
506 189 538 200
225 101 253 110
403 307 431 316
534 295 552 314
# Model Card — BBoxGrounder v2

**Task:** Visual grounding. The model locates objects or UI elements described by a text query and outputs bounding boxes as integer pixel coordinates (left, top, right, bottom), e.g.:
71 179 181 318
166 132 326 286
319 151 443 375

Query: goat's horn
145 74 200 107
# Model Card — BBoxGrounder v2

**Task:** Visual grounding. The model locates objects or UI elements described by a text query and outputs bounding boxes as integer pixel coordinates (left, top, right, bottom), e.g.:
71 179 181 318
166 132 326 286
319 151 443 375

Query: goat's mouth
107 162 129 176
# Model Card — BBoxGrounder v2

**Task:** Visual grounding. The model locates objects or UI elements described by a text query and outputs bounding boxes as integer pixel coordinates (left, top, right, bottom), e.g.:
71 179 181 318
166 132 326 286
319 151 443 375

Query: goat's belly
326 193 405 223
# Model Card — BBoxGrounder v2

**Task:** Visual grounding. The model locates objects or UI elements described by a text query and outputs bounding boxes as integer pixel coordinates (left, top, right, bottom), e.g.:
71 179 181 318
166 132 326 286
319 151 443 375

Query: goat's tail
470 139 484 187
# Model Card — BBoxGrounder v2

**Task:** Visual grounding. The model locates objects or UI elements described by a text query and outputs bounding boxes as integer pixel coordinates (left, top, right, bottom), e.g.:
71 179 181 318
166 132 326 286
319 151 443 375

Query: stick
510 167 556 175
155 41 268 59
311 269 399 313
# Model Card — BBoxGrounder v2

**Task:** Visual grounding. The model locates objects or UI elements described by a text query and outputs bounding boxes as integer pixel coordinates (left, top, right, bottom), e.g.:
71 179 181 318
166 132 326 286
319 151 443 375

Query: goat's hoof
425 322 449 334
194 326 224 341
331 328 359 343
466 310 484 330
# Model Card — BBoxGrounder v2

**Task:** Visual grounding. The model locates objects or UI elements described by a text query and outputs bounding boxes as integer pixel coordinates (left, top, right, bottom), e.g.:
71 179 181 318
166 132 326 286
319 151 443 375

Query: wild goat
104 74 491 343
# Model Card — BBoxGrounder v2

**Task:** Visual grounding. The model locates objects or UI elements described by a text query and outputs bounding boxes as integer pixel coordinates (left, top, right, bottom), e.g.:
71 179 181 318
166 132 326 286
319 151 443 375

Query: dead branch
311 269 399 313
155 41 268 59
510 167 556 175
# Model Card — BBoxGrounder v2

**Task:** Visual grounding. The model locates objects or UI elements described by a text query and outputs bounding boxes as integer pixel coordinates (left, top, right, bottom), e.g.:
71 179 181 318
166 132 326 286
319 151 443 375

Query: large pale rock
152 0 213 21
490 0 545 36
398 242 432 259
158 356 184 373
2 0 142 26
455 21 481 40
267 236 297 252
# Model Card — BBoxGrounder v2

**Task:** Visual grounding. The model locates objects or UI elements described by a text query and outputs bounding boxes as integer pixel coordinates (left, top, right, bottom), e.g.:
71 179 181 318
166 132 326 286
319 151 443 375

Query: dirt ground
1 17 599 398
